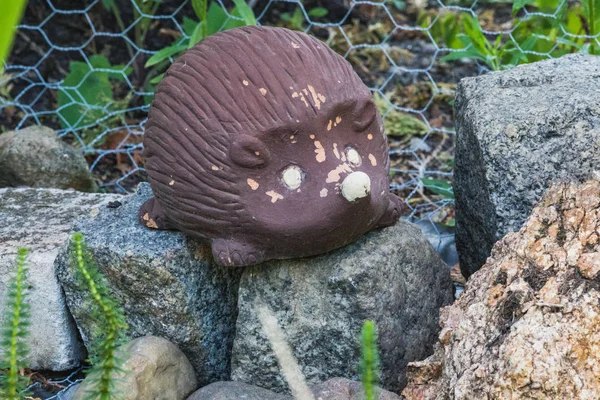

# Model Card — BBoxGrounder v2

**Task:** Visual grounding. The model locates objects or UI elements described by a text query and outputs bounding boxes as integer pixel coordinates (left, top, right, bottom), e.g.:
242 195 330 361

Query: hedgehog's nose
341 171 371 202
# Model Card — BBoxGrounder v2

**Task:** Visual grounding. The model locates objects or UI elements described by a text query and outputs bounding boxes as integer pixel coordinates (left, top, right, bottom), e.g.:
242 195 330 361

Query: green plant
0 0 26 69
441 15 524 70
418 10 464 49
71 233 128 400
0 248 31 400
57 54 132 144
281 7 328 31
421 178 454 199
360 320 380 400
144 0 256 90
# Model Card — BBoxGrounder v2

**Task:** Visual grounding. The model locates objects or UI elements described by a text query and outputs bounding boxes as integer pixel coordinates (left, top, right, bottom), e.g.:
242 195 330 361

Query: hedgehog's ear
352 97 378 132
229 134 271 168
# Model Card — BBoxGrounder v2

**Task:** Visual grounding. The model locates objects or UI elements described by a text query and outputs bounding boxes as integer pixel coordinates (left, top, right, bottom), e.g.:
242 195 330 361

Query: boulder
0 187 121 370
187 378 401 400
403 180 600 399
0 126 97 192
231 220 453 393
187 381 290 400
73 336 197 400
311 377 401 400
55 183 242 385
454 53 600 277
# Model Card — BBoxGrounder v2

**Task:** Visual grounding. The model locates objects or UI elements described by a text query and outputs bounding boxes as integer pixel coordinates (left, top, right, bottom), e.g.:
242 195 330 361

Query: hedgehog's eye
282 165 303 189
346 147 361 167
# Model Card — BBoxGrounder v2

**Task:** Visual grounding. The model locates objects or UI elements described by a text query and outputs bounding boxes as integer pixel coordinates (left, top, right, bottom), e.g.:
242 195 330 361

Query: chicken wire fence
0 0 589 257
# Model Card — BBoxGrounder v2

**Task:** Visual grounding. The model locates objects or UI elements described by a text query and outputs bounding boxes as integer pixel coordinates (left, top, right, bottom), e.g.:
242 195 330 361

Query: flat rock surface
55 183 242 385
403 180 600 399
231 219 453 393
0 187 121 370
454 53 600 277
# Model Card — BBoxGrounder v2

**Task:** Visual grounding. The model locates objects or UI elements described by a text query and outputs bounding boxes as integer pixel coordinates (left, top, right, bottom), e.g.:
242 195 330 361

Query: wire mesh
2 0 589 223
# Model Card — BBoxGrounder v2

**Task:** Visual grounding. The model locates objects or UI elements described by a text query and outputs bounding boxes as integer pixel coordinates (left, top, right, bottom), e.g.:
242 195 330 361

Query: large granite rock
0 126 97 192
73 336 197 400
55 183 242 385
454 53 600 277
0 187 121 370
187 381 290 400
403 180 600 399
231 220 454 393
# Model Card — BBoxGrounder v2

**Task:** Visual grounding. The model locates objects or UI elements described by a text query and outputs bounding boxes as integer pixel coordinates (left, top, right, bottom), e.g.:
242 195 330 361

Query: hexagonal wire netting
3 0 597 397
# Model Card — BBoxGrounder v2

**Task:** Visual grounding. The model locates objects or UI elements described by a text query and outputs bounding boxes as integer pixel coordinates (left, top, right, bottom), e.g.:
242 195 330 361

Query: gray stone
454 54 600 278
73 336 198 400
311 377 401 400
0 126 97 192
231 220 453 394
0 187 121 370
55 183 242 385
187 381 291 400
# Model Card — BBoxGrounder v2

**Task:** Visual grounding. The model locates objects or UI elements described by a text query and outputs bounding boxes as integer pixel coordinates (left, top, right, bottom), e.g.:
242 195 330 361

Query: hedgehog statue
139 26 402 267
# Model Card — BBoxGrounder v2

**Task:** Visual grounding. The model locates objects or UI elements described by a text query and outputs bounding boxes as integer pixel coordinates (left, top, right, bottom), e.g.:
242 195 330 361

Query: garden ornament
139 25 402 267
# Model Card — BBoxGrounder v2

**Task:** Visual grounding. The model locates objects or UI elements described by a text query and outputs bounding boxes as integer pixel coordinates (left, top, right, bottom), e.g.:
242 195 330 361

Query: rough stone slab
403 179 600 399
0 187 121 370
454 53 600 277
231 220 454 394
55 183 242 385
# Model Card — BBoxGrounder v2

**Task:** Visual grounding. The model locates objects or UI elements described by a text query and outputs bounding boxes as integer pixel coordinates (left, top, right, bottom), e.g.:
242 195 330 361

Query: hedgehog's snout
341 171 371 202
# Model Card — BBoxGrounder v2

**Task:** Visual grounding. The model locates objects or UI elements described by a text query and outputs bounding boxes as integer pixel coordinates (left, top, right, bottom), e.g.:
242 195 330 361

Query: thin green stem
589 0 597 54
108 3 134 60
7 248 27 400
73 233 122 399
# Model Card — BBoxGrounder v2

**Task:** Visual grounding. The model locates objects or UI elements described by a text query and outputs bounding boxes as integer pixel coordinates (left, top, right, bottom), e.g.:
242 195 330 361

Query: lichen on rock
403 179 600 400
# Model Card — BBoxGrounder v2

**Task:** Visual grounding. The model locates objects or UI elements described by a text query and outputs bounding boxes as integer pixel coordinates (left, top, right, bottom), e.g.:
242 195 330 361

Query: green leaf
206 2 229 35
441 48 486 63
57 55 130 131
308 7 328 18
421 178 454 198
145 44 187 67
231 0 257 25
182 16 198 36
191 0 207 22
0 0 26 67
189 21 205 48
512 0 534 13
149 73 164 85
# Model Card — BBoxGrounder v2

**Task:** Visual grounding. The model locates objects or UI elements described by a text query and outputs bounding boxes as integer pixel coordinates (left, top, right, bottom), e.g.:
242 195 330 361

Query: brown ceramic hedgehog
140 25 402 267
